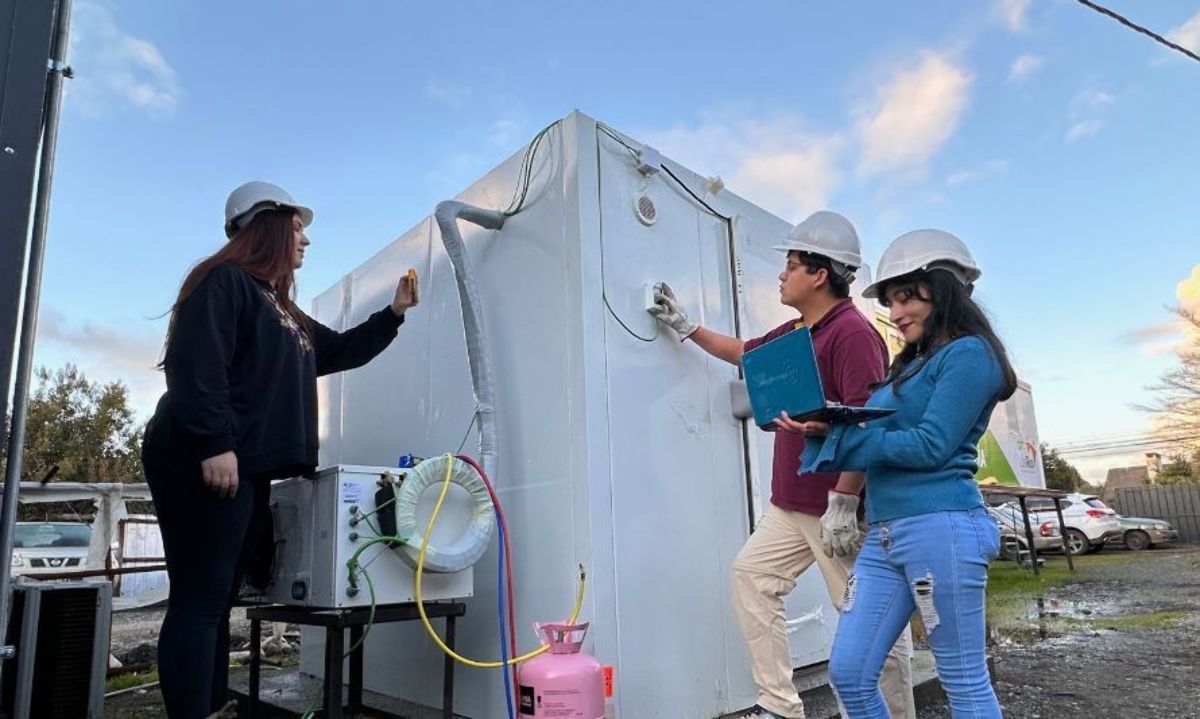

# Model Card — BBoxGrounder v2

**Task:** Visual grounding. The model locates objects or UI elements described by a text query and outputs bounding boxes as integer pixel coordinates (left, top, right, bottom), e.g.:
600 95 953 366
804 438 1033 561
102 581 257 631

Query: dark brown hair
160 210 307 365
878 269 1018 400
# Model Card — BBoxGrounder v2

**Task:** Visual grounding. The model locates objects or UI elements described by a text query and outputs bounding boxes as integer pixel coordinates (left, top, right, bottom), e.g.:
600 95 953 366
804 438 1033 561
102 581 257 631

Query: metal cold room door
593 129 755 717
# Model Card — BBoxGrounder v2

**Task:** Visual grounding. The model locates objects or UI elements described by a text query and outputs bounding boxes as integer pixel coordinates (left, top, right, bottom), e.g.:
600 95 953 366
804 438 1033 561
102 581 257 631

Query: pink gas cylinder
518 622 605 718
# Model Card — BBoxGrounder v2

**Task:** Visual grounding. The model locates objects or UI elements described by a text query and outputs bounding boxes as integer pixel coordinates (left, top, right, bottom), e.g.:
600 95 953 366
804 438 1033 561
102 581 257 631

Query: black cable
603 293 657 342
658 164 731 221
656 159 759 532
1074 0 1200 64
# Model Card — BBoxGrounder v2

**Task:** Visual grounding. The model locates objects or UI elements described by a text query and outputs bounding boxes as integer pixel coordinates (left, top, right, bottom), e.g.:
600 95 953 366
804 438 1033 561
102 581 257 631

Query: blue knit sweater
800 335 1004 523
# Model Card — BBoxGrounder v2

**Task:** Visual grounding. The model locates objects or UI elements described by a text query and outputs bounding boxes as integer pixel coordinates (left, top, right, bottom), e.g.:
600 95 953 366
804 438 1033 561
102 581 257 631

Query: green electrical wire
457 410 479 454
299 560 383 719
594 123 660 344
504 120 561 217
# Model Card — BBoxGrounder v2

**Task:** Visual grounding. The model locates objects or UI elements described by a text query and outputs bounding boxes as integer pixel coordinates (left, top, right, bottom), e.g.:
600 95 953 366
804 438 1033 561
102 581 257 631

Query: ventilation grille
33 588 98 717
2 585 103 718
635 193 657 225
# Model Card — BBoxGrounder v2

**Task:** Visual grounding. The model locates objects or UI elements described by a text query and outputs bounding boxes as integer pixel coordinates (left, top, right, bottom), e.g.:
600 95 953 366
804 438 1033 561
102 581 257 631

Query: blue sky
34 0 1200 482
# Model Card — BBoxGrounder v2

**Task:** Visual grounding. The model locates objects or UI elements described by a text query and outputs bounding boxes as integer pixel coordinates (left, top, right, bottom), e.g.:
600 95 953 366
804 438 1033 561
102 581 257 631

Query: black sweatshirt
143 262 403 479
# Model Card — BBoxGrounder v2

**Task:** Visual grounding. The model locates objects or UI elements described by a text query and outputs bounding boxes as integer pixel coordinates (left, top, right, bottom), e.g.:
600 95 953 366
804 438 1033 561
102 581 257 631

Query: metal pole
0 0 74 673
1054 498 1075 572
1018 496 1039 576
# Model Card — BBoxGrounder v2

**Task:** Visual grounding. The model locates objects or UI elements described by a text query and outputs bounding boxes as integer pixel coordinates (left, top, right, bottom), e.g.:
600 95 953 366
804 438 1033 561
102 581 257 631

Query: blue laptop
742 323 896 431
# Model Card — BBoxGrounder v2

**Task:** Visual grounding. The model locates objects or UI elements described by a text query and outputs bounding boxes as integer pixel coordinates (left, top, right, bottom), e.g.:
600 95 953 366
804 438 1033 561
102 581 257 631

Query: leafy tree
1156 452 1197 485
2 365 145 520
1042 443 1083 492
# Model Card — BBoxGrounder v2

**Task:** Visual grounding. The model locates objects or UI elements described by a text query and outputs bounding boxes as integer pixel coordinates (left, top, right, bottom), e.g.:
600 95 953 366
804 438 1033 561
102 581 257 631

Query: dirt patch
109 607 255 663
919 546 1200 719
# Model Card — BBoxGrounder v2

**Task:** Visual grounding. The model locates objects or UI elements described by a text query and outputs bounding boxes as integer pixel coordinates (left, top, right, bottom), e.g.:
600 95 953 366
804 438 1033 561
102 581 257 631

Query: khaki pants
732 504 915 719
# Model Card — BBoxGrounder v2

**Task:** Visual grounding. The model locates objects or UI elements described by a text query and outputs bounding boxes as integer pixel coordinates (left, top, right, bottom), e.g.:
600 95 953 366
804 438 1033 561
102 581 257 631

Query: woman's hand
201 451 239 498
772 413 830 437
391 270 420 318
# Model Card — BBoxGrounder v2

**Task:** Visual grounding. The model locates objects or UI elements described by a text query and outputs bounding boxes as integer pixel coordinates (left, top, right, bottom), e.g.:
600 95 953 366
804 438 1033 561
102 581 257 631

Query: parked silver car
1114 516 1178 551
987 505 1062 556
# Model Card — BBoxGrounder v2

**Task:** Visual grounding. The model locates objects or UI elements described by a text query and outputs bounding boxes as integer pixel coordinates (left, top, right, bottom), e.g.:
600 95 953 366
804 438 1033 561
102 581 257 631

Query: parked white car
1003 493 1122 555
10 522 91 576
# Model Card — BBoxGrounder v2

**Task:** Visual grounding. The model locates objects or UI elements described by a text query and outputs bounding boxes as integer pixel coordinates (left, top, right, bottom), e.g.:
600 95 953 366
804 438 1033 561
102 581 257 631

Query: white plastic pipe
433 201 506 484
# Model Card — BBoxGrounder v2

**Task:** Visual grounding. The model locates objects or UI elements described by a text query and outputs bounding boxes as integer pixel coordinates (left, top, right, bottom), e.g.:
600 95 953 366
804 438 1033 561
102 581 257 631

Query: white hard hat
862 228 981 299
224 181 314 239
772 211 862 281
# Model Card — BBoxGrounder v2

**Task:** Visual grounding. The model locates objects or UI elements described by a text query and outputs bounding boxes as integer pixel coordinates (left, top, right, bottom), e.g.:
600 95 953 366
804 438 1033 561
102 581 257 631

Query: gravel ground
919 545 1200 719
107 547 1200 717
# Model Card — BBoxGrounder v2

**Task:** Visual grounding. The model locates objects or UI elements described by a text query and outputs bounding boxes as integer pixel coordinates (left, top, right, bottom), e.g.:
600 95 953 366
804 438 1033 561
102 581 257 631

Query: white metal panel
305 112 839 717
592 138 753 716
117 519 167 602
312 120 591 717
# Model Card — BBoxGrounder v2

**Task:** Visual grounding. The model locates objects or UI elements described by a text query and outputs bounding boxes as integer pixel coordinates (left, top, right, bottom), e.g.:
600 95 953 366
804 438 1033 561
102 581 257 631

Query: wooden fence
1110 484 1200 544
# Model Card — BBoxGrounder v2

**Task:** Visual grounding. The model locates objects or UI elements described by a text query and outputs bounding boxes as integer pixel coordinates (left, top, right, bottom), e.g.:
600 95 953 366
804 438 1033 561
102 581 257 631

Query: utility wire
1074 0 1200 64
1055 430 1200 452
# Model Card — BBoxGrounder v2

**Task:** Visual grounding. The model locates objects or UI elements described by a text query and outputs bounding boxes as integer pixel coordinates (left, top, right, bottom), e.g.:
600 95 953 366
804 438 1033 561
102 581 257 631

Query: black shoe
735 706 791 719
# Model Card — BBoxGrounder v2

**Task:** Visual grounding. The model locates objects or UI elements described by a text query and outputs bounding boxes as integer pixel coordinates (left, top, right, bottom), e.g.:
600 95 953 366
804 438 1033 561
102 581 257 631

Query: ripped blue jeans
829 508 1001 719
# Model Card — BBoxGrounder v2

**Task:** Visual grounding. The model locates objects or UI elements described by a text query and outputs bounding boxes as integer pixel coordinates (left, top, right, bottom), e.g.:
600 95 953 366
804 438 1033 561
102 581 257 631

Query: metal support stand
245 602 466 719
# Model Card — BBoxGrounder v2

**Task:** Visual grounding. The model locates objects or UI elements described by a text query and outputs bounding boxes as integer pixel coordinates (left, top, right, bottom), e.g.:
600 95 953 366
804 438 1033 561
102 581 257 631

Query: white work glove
820 491 862 558
648 281 698 340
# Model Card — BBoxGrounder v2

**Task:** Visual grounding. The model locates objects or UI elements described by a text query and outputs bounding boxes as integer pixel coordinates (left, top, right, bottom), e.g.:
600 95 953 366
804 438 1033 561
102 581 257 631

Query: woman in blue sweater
778 229 1016 718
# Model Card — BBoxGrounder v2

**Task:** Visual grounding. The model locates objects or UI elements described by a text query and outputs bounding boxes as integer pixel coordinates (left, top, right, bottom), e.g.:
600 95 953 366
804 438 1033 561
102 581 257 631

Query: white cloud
855 52 972 178
946 159 1009 188
1118 265 1200 357
1008 53 1043 84
646 116 845 221
1065 88 1115 143
424 80 470 108
993 0 1033 32
1167 11 1200 55
1072 89 1115 112
1065 119 1102 143
36 308 165 417
67 0 180 117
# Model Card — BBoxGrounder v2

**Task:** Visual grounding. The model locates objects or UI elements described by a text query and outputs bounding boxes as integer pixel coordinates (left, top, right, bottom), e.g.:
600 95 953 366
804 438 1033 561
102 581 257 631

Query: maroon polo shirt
743 299 888 517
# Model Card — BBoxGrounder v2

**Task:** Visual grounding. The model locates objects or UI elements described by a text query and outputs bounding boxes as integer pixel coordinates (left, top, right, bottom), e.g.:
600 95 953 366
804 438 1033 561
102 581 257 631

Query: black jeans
143 453 270 718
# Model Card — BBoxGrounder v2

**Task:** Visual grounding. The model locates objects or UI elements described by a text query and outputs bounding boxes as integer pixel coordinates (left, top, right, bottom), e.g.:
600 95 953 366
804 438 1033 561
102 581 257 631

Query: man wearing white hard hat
650 211 914 719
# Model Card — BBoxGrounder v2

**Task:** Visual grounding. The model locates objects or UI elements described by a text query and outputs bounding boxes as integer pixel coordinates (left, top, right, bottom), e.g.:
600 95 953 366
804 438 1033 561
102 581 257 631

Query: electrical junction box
254 465 474 608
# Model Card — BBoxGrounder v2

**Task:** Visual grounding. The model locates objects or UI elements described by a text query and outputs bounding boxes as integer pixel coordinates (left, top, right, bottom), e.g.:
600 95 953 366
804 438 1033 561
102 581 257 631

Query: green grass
105 669 159 693
1089 610 1187 631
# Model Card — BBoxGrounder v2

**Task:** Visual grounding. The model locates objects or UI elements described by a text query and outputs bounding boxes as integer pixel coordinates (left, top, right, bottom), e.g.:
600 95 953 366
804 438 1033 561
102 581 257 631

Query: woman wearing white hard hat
141 181 419 717
779 229 1015 718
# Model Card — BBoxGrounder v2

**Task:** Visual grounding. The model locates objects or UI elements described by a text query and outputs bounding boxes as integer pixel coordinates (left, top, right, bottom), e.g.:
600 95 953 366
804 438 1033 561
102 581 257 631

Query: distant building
1145 452 1163 482
1104 465 1150 501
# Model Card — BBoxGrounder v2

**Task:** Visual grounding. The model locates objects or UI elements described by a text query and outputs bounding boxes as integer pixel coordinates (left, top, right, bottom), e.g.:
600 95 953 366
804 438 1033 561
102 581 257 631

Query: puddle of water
988 595 1124 645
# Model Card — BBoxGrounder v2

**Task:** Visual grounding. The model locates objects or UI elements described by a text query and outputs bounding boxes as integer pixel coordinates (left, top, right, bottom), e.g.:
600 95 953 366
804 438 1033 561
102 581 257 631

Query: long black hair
878 268 1018 400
